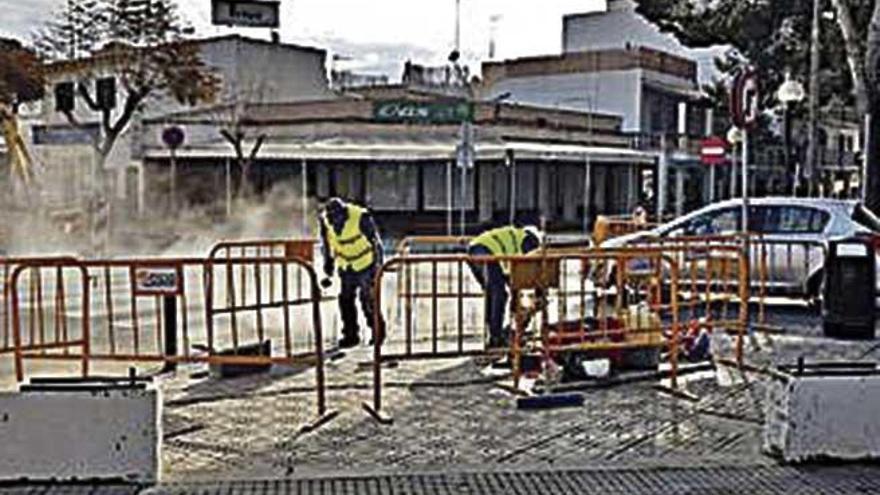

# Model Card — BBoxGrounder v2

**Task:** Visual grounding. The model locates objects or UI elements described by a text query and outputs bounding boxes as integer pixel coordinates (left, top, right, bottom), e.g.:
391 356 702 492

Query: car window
852 203 880 232
684 207 741 236
772 206 829 234
749 206 775 233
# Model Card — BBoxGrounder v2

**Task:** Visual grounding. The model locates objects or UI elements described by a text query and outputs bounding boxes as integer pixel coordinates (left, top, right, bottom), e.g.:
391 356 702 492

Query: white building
563 0 726 86
29 35 333 214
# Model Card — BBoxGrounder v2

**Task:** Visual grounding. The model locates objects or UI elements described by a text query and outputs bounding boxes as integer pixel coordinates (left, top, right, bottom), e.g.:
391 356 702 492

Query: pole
170 148 177 214
509 151 516 225
658 134 668 218
446 160 453 236
709 164 716 203
460 160 466 236
806 0 821 193
864 113 871 202
742 131 749 231
161 295 177 373
706 109 715 203
455 0 461 52
301 158 308 235
730 141 738 199
784 102 794 194
225 157 232 218
583 154 591 235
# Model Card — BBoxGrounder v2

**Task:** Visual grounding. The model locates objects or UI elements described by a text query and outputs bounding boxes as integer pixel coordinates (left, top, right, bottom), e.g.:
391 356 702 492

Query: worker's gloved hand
320 278 333 289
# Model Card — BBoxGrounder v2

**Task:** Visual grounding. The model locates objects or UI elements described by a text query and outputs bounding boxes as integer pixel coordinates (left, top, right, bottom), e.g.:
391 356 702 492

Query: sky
0 0 606 77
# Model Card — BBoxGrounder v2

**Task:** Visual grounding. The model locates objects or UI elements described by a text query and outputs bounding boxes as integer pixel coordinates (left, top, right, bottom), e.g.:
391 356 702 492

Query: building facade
140 93 656 236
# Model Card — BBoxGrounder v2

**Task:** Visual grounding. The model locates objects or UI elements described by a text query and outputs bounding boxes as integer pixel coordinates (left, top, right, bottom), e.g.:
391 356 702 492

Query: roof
194 34 325 55
481 47 698 86
143 135 656 164
44 34 325 75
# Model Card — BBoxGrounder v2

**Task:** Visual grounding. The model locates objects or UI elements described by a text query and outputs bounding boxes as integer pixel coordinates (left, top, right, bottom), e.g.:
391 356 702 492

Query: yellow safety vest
1 110 33 184
470 226 528 274
324 204 375 272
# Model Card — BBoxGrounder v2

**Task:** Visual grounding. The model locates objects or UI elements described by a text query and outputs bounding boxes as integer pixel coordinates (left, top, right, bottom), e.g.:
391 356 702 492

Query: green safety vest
324 204 375 272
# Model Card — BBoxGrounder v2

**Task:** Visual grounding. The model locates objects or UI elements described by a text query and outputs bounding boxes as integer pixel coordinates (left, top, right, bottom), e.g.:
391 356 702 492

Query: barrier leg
299 273 340 433
161 295 177 373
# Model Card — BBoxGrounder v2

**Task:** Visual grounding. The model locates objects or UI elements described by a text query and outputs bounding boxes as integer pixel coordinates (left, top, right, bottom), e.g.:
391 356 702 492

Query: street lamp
777 71 806 194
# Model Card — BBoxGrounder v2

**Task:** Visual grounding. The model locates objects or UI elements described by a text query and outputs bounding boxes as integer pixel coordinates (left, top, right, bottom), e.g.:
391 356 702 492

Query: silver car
602 197 880 304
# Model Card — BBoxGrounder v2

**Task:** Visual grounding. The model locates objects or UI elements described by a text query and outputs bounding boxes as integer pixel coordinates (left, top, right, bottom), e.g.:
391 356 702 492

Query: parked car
601 197 880 305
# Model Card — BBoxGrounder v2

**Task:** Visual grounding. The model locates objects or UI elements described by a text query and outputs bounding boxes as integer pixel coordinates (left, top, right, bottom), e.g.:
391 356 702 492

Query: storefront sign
131 264 184 296
373 100 474 124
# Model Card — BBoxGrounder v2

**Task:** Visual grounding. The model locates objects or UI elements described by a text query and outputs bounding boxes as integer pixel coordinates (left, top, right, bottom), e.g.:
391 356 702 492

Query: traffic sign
161 126 185 150
700 136 729 165
729 68 760 130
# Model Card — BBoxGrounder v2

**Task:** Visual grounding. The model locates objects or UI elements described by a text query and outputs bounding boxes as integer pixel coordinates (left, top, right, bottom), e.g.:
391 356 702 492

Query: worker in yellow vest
467 225 543 348
319 198 386 349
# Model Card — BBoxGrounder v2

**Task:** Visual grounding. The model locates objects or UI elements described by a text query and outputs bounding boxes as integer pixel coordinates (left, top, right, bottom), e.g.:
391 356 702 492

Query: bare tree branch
248 134 266 162
77 82 101 112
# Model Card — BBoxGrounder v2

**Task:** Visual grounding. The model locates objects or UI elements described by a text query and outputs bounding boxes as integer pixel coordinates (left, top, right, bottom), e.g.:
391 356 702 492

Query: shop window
366 163 417 210
423 163 475 211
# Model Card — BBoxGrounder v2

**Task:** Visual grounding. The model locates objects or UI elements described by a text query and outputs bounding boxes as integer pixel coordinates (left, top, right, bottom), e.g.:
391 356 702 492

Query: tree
34 0 219 167
0 38 45 186
216 101 267 199
635 0 880 212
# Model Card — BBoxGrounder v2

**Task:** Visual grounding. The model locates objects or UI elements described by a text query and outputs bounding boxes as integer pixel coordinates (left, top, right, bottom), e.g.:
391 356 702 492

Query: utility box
0 378 161 483
764 362 880 463
823 237 876 339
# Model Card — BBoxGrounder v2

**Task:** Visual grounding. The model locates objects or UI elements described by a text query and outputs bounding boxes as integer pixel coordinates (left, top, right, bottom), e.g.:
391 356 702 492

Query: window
687 208 741 236
852 203 880 232
758 206 830 234
423 163 475 211
366 163 417 210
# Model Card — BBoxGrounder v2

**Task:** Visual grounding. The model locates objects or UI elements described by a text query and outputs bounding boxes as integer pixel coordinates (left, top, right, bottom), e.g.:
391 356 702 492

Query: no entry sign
701 136 729 165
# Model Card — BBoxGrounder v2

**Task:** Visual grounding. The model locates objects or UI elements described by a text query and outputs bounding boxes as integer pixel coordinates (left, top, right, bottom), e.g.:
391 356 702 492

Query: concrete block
0 385 161 482
764 369 880 463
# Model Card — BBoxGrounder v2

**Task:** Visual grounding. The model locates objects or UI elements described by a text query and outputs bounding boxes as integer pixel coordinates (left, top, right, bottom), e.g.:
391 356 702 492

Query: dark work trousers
467 244 509 344
339 265 385 340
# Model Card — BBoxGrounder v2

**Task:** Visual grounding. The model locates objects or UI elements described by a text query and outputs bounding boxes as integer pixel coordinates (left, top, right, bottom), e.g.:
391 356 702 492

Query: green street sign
373 100 474 124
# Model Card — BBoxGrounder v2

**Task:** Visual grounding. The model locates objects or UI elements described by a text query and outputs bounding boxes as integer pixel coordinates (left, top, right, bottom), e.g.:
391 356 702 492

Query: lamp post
777 71 806 195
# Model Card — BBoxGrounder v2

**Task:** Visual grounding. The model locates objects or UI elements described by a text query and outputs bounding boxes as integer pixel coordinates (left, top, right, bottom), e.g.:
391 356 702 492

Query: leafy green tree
636 0 880 210
0 38 45 110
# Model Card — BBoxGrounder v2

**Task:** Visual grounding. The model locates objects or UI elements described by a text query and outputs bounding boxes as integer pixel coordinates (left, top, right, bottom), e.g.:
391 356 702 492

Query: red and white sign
729 68 760 130
131 264 184 296
700 136 729 165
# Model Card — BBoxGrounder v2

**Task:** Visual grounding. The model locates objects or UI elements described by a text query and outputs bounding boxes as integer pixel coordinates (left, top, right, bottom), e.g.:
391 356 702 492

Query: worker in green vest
467 225 543 348
319 198 386 348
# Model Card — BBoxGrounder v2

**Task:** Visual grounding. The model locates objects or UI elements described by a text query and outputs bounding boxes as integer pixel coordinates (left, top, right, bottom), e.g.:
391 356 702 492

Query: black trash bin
823 237 876 339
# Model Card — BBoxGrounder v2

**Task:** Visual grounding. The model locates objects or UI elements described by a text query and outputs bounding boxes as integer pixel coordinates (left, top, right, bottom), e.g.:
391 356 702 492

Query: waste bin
823 237 876 339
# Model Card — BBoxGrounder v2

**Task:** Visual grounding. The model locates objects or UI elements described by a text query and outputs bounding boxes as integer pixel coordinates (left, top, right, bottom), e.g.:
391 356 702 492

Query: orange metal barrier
1 257 81 356
593 215 657 245
627 234 828 324
7 249 335 430
363 245 751 422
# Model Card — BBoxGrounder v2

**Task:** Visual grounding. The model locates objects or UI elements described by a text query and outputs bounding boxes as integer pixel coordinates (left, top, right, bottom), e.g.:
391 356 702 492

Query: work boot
338 335 360 349
487 334 508 350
